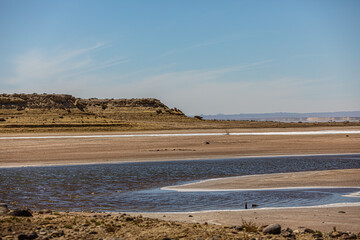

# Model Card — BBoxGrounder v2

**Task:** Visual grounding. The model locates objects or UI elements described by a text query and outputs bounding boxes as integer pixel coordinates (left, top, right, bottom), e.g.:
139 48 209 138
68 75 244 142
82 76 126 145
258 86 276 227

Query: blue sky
0 0 359 115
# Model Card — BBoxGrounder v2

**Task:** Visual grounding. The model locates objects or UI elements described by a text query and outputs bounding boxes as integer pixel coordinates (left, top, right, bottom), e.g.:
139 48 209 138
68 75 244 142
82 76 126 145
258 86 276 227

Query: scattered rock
210 236 221 240
281 231 293 238
312 231 323 238
9 209 32 217
50 230 64 237
304 228 315 233
281 227 293 237
17 232 38 240
38 209 52 214
338 211 346 214
0 203 9 215
263 223 281 234
345 233 357 239
125 217 134 221
188 215 193 217
331 231 343 237
235 226 243 231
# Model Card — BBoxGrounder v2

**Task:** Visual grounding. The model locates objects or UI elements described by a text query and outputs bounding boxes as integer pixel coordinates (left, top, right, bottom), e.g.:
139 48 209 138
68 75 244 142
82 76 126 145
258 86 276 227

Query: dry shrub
241 219 258 232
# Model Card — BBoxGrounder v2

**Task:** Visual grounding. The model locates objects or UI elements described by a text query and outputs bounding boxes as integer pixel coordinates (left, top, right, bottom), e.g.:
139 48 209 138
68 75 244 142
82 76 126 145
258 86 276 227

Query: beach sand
164 168 360 191
134 205 360 233
0 126 359 167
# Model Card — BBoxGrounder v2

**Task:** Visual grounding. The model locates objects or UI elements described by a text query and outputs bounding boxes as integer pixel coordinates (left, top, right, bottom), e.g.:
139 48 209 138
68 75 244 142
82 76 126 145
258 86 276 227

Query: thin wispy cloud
157 34 247 58
136 60 273 88
4 43 128 87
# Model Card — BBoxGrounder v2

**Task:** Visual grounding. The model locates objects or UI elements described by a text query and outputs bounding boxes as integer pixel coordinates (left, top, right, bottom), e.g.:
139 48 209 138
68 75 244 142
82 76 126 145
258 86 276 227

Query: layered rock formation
0 93 184 116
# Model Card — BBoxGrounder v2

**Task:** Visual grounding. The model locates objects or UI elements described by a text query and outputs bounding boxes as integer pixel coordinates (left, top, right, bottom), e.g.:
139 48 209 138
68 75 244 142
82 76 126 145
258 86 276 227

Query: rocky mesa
0 93 191 132
0 93 184 115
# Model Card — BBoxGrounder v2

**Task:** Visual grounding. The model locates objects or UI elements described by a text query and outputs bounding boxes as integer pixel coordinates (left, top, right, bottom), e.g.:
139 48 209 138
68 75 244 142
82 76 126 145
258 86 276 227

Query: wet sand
0 127 359 167
140 169 360 232
164 168 360 191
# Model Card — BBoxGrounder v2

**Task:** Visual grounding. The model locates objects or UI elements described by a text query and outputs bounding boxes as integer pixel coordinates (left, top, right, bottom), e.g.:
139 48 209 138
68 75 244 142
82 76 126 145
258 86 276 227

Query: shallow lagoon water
0 154 359 212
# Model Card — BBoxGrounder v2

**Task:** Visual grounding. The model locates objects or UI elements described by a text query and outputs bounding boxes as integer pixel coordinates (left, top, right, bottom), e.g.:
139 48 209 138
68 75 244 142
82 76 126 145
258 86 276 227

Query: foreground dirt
137 205 360 234
166 168 360 191
1 210 359 240
1 127 359 167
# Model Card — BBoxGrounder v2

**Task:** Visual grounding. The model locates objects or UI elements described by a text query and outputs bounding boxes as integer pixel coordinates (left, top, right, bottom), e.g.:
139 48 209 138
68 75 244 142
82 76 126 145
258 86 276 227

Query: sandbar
1 126 359 167
139 169 360 232
164 168 360 191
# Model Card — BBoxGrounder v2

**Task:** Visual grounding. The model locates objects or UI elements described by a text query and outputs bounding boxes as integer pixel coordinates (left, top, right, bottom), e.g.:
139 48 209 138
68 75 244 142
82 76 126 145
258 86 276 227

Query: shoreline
1 129 360 140
1 127 359 168
163 185 360 192
127 202 360 214
133 205 360 232
164 168 360 191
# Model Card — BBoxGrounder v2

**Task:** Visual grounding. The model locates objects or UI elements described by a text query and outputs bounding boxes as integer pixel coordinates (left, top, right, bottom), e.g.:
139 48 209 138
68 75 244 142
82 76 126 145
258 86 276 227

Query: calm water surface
0 154 359 212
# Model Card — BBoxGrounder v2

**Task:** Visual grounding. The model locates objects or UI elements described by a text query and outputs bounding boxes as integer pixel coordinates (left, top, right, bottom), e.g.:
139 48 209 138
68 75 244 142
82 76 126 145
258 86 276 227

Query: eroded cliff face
0 94 76 110
0 93 189 131
0 93 184 116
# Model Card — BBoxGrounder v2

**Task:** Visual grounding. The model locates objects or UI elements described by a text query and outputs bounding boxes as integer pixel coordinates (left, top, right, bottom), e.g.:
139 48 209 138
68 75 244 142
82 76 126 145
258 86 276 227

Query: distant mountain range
199 111 360 122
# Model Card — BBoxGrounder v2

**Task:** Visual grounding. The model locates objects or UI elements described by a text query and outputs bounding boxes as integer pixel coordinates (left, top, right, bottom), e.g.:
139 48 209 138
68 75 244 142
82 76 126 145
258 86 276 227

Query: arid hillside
1 93 359 133
0 93 192 132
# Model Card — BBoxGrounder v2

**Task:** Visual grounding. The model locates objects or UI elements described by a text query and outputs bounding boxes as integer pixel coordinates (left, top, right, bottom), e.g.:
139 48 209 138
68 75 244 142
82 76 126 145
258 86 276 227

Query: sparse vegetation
241 219 258 232
63 224 73 229
1 93 359 133
0 211 352 240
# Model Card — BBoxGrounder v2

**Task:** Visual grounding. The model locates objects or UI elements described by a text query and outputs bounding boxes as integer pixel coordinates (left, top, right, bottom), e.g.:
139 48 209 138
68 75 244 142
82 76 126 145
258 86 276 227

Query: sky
0 0 359 115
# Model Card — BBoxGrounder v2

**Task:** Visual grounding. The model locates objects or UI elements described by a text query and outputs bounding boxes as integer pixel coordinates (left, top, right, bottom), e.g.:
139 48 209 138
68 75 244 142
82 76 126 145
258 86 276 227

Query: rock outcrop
0 93 184 116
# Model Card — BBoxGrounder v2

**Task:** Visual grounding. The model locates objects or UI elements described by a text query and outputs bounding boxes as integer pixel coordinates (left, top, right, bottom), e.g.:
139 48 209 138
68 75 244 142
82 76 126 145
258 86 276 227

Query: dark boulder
263 223 281 234
9 209 33 217
17 232 38 240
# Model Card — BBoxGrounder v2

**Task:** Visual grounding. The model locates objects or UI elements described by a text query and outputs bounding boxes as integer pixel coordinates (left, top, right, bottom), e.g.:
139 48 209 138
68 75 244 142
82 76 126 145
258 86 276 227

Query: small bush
64 224 73 229
241 219 258 232
105 224 116 233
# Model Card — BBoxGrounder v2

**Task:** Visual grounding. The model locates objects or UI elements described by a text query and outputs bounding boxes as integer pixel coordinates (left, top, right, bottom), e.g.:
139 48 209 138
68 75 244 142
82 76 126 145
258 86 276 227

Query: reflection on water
0 154 359 212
